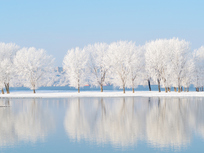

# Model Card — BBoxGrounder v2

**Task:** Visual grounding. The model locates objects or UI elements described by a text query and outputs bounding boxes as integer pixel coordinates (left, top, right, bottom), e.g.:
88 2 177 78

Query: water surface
0 97 204 153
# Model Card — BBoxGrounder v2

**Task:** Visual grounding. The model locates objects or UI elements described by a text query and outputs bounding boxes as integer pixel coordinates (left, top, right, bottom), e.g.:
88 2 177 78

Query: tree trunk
184 88 186 92
1 88 4 94
5 83 9 94
187 87 189 92
148 79 151 91
178 79 180 93
33 89 36 93
174 87 177 92
132 81 135 93
78 79 80 93
165 87 167 93
78 86 80 93
100 85 103 92
123 85 125 93
181 87 183 92
157 79 161 92
168 87 171 92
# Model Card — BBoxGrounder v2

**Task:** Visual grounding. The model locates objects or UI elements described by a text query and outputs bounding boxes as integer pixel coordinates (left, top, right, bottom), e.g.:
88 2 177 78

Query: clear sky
0 0 204 66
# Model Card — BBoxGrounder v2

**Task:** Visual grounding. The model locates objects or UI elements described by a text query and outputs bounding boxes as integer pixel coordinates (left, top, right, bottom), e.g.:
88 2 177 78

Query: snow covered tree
170 38 191 92
145 39 170 92
126 45 145 93
145 38 192 93
14 47 55 93
180 57 194 92
0 42 19 94
193 46 204 91
63 47 88 93
108 41 136 93
84 43 110 92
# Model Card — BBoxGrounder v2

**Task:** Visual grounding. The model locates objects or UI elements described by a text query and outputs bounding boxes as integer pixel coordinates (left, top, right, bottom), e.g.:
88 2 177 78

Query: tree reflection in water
64 97 204 149
1 97 204 151
0 98 55 147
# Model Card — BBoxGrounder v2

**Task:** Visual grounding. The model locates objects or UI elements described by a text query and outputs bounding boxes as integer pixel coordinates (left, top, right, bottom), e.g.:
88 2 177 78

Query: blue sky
0 0 204 66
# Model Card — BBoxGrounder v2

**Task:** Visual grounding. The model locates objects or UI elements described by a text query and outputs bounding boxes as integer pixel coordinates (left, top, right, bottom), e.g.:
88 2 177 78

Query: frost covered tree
170 38 192 92
145 39 170 92
14 47 54 93
84 43 110 92
126 46 145 93
145 38 192 93
0 42 19 94
108 41 136 93
63 47 88 93
193 46 204 91
180 58 194 92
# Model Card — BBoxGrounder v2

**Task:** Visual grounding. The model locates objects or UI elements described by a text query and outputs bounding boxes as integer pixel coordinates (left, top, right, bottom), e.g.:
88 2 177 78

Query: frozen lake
0 97 204 153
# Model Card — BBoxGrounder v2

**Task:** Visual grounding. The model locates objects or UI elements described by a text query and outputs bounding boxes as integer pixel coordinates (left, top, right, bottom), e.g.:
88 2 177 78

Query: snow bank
0 91 203 98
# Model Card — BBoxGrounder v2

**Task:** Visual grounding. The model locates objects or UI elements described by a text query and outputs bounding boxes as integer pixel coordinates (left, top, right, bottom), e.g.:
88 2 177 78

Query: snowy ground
0 90 203 98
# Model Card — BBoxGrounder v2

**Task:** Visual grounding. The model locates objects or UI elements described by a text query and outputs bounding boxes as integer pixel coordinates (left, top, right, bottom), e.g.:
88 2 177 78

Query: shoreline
0 91 203 98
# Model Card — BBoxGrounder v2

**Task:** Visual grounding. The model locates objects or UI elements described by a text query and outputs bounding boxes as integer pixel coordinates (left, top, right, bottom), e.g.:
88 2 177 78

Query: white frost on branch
63 47 88 92
193 46 204 89
108 41 136 93
84 43 110 92
0 42 20 93
14 47 55 92
145 38 193 92
126 45 145 92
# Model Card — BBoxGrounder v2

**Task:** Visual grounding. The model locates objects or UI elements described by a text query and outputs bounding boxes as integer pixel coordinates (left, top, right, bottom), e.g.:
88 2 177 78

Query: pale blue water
9 84 197 92
0 97 204 153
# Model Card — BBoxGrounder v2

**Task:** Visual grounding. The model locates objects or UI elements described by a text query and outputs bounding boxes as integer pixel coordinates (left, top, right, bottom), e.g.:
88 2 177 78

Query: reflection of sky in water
1 97 204 153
